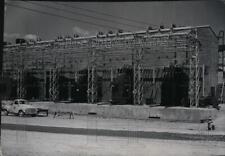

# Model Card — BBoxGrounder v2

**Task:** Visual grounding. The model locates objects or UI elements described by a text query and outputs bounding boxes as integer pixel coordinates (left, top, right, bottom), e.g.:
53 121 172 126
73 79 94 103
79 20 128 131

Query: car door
11 100 19 114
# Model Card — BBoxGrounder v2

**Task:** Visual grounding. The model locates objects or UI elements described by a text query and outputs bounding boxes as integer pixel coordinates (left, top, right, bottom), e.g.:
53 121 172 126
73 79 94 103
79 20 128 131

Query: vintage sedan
2 99 38 117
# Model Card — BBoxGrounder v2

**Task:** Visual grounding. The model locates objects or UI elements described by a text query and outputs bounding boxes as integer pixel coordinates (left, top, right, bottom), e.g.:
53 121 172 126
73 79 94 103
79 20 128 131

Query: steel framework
16 69 25 98
85 31 201 106
87 47 97 103
49 68 59 101
188 29 201 107
133 48 144 105
4 27 203 106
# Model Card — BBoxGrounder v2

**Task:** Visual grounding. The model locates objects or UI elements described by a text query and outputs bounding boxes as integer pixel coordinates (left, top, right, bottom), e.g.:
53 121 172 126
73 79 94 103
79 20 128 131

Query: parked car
35 106 48 116
2 99 38 117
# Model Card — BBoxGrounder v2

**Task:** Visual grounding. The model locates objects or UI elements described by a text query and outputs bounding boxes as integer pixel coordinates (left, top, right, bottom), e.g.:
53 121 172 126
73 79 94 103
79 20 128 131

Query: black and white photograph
1 0 225 155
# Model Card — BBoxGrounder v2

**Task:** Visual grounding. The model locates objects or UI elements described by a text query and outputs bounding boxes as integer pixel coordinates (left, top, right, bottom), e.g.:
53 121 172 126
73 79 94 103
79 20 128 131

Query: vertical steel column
87 48 97 104
17 47 26 99
73 59 78 102
188 29 200 107
43 69 46 100
133 47 143 105
16 69 25 98
188 44 193 107
53 68 59 101
152 68 155 84
68 81 72 101
194 29 200 107
42 49 46 100
202 64 205 97
49 68 58 101
110 67 114 103
49 69 52 101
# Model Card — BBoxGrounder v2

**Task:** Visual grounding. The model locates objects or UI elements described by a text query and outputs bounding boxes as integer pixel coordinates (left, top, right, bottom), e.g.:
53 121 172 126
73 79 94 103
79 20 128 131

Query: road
2 115 225 141
2 112 225 156
2 129 225 156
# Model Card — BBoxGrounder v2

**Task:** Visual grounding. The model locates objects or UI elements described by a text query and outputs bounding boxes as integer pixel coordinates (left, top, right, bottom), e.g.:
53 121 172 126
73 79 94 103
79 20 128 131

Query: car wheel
18 110 25 117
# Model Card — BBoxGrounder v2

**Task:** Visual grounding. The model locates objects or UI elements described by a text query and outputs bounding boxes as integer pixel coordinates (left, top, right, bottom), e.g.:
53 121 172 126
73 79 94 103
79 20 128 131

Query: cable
5 3 124 31
54 2 158 27
23 1 144 30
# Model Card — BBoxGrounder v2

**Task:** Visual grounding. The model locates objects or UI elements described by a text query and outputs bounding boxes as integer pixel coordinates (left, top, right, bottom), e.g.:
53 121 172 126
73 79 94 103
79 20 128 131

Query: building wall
198 27 218 97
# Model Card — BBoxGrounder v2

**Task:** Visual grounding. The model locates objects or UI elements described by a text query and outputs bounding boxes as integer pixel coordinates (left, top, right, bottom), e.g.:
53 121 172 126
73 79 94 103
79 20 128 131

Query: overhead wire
54 2 158 28
5 2 125 31
22 1 144 30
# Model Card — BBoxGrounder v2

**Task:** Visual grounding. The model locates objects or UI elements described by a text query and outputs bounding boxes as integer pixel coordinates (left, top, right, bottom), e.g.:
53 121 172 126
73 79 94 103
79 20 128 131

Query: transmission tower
87 48 97 103
188 28 201 107
16 69 25 98
49 68 59 101
133 36 144 105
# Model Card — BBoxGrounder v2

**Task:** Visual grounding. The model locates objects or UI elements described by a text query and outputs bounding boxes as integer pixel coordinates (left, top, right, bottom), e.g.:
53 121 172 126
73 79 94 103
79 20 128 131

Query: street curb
2 123 225 142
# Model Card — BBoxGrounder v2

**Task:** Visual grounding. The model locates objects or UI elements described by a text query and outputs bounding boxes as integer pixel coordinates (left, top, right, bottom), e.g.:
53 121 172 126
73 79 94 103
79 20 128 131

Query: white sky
4 0 225 43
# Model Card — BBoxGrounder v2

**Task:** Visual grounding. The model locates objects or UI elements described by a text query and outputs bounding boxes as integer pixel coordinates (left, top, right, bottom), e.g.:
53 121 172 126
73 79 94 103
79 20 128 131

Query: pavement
2 104 225 156
2 130 225 156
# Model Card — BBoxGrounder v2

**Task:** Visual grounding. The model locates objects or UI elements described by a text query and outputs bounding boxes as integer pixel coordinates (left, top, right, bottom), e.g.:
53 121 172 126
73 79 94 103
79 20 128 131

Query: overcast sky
4 0 225 43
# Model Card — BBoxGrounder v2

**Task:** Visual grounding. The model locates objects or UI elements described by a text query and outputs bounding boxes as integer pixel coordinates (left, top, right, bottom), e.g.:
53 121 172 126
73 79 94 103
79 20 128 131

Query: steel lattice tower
16 69 25 98
188 28 201 107
49 68 59 101
87 48 97 104
133 48 144 105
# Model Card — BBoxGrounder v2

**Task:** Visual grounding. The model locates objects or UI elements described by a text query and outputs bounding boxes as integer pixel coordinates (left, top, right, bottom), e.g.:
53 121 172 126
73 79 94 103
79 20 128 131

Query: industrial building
2 25 219 107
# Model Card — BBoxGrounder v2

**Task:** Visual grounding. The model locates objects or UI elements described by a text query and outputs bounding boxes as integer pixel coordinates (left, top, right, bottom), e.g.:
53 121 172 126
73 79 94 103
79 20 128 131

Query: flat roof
4 25 217 49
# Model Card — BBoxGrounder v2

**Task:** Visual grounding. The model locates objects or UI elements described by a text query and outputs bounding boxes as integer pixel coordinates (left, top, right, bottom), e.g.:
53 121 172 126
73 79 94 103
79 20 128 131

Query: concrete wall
31 102 218 123
2 99 218 122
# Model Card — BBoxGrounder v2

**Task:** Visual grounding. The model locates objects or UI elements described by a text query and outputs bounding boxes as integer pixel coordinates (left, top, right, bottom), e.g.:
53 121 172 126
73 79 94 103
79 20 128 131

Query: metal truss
16 69 25 98
74 70 78 83
109 67 114 103
5 27 201 107
87 48 97 103
49 68 59 101
218 31 225 103
188 29 201 107
43 69 47 100
133 36 144 105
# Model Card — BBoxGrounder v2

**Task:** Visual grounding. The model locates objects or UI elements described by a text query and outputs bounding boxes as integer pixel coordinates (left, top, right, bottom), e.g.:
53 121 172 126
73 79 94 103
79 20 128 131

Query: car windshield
19 100 28 104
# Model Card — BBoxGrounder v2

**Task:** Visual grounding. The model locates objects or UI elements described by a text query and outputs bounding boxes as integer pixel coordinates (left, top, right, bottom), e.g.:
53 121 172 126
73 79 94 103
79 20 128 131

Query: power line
5 2 125 31
23 1 144 30
55 2 158 27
